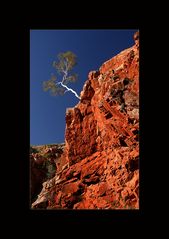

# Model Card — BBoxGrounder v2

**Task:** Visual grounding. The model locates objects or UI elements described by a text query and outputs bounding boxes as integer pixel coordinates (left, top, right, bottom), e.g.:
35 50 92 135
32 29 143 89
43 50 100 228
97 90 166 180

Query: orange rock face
31 31 139 209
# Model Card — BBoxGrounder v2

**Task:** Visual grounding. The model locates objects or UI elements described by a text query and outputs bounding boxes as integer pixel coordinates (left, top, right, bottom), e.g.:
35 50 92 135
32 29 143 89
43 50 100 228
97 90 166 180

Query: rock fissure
31 31 139 209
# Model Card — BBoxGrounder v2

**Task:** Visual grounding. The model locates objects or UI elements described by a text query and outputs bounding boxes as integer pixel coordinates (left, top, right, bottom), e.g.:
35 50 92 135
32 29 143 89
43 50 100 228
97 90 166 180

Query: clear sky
30 29 137 146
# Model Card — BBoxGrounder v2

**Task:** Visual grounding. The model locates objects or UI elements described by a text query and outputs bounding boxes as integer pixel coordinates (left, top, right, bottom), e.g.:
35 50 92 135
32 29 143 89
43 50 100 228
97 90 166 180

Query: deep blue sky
30 29 137 145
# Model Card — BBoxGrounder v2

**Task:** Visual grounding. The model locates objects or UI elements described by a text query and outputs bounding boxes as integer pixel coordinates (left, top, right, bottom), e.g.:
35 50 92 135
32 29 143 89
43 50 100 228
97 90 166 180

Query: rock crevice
31 31 139 209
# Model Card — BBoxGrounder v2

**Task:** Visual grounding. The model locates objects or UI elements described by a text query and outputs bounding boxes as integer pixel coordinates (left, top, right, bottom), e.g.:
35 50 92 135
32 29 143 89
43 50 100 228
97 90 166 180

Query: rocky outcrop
31 31 139 209
30 144 65 203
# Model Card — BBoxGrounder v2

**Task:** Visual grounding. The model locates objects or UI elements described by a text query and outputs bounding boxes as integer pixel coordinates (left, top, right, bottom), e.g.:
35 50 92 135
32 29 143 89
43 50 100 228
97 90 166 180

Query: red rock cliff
31 31 139 209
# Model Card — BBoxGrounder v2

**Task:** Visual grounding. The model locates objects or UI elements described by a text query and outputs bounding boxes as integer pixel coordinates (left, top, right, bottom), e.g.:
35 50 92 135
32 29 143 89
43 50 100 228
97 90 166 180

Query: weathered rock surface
31 31 139 209
30 143 65 203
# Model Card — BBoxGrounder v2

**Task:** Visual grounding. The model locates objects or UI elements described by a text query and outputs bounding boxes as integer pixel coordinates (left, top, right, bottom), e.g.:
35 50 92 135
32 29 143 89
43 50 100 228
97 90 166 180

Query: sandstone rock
30 144 65 204
31 31 139 209
61 181 81 194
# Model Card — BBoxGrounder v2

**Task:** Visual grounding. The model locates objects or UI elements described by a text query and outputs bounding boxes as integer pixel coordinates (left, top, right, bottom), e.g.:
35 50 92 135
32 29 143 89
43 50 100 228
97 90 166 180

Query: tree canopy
43 51 80 98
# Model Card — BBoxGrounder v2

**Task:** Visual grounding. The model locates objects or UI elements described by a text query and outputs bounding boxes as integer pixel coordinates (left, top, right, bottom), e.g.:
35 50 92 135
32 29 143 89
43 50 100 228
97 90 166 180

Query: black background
2 5 160 234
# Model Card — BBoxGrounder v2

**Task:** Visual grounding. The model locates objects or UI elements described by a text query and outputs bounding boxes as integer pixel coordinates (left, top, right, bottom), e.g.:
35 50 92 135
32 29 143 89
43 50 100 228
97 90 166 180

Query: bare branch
44 51 80 100
57 82 80 99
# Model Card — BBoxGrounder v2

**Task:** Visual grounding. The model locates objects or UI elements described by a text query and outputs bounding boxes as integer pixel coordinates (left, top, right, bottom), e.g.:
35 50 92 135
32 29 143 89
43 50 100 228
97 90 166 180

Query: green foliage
43 51 78 96
65 73 78 83
43 79 65 96
53 51 77 73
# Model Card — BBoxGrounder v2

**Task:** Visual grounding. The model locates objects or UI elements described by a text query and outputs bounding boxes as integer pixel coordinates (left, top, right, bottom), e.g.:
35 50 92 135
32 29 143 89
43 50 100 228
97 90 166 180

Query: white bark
57 82 80 99
56 70 80 99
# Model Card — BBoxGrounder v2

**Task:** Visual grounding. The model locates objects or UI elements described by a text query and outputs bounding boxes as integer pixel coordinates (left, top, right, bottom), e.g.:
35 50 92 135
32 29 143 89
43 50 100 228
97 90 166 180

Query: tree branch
61 70 68 84
56 81 80 99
